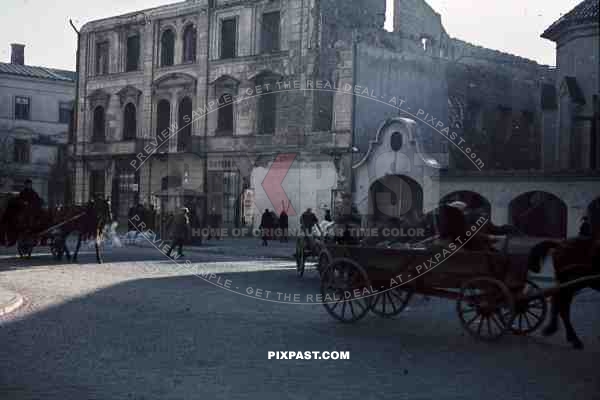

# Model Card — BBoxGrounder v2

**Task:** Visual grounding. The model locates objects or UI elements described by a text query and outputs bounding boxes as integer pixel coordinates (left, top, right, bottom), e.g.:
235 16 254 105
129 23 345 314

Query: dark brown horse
528 238 600 349
55 199 112 264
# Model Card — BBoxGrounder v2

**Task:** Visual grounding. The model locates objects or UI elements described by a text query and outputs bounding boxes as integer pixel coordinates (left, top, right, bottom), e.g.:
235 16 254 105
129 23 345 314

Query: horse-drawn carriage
0 194 72 259
317 236 550 341
308 204 559 342
0 193 111 263
312 203 600 346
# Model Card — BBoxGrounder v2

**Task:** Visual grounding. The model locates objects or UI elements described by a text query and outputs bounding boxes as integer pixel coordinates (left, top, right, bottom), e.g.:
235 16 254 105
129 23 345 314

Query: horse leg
73 234 82 262
63 235 71 261
558 290 583 349
542 294 560 336
95 229 103 264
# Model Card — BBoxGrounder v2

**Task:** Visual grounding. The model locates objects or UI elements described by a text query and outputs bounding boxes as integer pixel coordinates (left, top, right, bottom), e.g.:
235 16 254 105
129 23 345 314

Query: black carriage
0 194 83 259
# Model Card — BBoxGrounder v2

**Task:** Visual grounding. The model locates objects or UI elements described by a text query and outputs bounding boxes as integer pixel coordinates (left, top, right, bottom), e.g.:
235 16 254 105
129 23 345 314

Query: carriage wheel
457 277 515 341
295 238 305 278
370 285 414 318
510 279 548 335
320 258 371 323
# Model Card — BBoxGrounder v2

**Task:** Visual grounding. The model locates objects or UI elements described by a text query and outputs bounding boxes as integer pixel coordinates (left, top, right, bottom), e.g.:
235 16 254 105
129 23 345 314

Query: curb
0 291 24 317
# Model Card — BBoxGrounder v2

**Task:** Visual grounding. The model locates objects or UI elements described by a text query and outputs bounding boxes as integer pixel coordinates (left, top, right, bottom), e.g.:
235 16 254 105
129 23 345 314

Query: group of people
259 207 333 246
259 209 287 246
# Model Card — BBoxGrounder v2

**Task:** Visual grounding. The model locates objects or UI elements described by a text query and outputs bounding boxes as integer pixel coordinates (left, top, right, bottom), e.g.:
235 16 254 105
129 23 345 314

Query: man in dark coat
17 179 43 231
18 179 43 210
167 207 190 258
260 209 274 246
301 208 319 236
279 209 289 242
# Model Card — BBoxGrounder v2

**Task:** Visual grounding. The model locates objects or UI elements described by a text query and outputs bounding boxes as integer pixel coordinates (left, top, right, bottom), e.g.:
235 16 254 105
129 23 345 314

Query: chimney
11 44 25 65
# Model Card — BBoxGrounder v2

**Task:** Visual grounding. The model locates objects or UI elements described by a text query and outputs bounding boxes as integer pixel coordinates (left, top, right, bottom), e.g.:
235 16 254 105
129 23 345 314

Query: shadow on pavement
0 267 599 399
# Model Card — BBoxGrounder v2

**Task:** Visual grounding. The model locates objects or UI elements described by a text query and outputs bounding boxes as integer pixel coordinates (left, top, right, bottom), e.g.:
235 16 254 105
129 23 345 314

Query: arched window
217 94 234 134
156 99 171 146
182 25 197 63
92 106 105 142
161 29 175 67
178 97 193 151
123 103 137 140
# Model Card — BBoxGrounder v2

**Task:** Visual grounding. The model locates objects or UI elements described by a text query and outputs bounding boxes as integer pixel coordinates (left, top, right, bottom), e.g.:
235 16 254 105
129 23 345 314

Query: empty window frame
261 11 280 53
220 18 237 59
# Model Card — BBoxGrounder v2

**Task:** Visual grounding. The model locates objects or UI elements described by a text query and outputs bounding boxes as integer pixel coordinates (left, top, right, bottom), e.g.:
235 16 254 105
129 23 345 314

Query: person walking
167 207 191 258
300 208 322 250
279 209 289 242
260 209 273 246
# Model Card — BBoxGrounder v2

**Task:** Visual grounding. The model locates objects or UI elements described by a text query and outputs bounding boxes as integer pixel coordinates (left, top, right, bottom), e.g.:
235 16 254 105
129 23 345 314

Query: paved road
0 247 598 399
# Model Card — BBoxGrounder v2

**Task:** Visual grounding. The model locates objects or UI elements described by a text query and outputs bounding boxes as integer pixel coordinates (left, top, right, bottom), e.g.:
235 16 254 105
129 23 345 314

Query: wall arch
509 191 567 238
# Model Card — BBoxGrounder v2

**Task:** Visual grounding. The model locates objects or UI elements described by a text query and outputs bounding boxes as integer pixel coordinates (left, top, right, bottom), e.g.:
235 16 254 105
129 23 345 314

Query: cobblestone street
0 246 598 399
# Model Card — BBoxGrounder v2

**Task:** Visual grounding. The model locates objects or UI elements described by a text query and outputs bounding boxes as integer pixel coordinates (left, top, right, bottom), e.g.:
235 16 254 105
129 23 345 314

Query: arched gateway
353 118 442 225
369 175 423 222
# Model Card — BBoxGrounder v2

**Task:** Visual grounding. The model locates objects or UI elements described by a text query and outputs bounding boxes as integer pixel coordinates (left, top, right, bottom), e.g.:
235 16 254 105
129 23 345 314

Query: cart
318 235 553 341
1 198 85 259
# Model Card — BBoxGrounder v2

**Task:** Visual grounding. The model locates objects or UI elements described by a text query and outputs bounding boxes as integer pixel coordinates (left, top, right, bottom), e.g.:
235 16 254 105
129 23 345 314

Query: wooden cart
318 236 550 341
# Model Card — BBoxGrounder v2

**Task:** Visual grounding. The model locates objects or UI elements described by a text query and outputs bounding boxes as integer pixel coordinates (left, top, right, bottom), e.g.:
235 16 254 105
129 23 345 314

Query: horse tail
527 240 559 273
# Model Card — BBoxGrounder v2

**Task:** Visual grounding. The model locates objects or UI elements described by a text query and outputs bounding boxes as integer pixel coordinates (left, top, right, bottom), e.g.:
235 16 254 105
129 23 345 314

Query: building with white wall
0 44 75 205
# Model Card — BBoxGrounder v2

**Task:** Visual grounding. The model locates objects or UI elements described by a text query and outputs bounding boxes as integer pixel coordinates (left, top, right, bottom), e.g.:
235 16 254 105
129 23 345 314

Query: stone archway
368 175 423 223
509 191 567 238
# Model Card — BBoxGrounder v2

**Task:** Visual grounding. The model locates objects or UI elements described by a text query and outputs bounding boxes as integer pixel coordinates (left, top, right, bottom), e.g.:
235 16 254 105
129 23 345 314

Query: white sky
0 0 583 70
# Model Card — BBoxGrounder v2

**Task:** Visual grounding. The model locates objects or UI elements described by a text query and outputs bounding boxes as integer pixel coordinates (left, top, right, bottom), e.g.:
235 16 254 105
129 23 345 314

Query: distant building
73 0 599 237
0 44 76 206
541 0 600 170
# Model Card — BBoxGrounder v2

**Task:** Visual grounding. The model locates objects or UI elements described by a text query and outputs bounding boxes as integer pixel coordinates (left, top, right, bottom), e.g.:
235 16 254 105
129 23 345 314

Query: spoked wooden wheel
295 238 305 278
370 285 414 318
510 279 548 335
457 277 515 341
320 258 372 323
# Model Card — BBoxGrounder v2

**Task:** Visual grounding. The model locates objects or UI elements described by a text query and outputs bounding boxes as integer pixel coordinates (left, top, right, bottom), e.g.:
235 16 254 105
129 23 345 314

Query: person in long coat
260 209 274 246
279 210 289 242
167 207 191 258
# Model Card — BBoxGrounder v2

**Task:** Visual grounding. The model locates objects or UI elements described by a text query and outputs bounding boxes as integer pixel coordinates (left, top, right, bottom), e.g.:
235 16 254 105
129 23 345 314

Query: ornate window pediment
87 89 110 110
153 73 197 94
211 75 240 90
117 85 142 107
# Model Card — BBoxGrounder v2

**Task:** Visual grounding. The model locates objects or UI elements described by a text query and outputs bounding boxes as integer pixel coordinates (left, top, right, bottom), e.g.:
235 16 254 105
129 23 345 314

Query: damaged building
71 0 599 236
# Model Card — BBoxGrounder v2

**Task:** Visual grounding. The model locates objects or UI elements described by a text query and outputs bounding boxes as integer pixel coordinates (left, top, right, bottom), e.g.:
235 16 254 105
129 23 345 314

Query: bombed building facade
71 0 599 236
